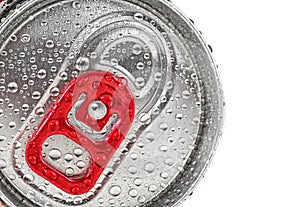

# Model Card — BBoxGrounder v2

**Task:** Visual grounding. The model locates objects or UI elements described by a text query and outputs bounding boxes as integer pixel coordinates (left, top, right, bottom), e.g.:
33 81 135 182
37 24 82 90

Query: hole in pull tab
88 100 107 120
68 93 118 142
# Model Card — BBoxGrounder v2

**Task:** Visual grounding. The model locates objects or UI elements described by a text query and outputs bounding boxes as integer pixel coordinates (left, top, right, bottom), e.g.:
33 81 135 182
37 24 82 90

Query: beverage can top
0 0 224 206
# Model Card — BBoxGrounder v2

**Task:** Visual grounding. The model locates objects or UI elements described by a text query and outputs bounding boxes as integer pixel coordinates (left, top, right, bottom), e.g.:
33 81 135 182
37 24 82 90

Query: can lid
0 0 223 206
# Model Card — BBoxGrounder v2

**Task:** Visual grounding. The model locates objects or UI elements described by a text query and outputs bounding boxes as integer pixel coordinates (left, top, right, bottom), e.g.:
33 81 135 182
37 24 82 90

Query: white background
172 0 300 207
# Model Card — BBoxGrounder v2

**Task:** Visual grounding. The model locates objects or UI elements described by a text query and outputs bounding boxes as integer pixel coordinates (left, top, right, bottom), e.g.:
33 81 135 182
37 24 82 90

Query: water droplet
76 57 90 71
9 121 16 129
72 1 81 9
159 122 168 131
44 202 52 207
27 191 35 199
128 189 138 197
32 91 41 99
35 107 45 117
50 87 60 97
144 162 155 173
138 195 146 203
154 72 162 81
65 167 74 177
0 159 7 169
132 44 142 55
135 77 146 88
37 69 47 79
23 174 34 183
76 161 86 169
74 148 83 157
14 141 22 149
0 61 5 68
136 62 145 70
45 40 55 48
130 153 138 160
21 34 31 43
8 82 18 93
10 35 17 42
134 13 144 21
59 71 68 80
192 117 200 125
49 148 62 160
164 158 174 166
145 132 155 142
64 153 73 162
22 104 29 111
176 113 183 121
73 197 83 205
98 198 104 204
160 172 169 179
109 185 122 196
139 112 151 125
148 184 157 192
182 90 191 99
160 145 168 152
133 178 142 186
128 166 137 174
0 135 6 141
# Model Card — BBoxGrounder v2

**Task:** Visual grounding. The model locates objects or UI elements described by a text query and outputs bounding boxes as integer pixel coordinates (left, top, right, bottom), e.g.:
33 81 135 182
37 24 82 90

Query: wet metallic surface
0 0 223 206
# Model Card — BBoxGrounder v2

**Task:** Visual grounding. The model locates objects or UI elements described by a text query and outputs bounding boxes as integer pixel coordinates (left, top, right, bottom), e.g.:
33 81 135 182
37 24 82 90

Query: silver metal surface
42 134 92 178
0 0 224 207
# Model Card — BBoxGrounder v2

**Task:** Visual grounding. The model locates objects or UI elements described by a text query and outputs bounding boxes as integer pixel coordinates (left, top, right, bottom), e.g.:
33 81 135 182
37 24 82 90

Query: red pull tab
25 71 135 195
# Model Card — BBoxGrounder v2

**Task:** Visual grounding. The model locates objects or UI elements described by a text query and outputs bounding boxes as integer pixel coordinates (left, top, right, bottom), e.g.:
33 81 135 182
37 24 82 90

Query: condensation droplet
65 168 74 177
132 44 142 55
148 184 157 192
128 166 137 174
136 62 145 70
49 148 62 160
59 71 68 80
182 90 191 99
35 107 45 117
160 172 169 179
109 185 122 196
0 159 7 169
164 158 174 166
37 69 47 79
133 178 142 186
7 82 18 93
9 121 16 129
76 57 90 71
72 1 81 9
23 174 34 183
64 153 73 162
32 91 41 99
144 162 155 173
135 77 146 88
138 195 146 203
0 135 7 142
128 189 138 198
50 87 60 97
159 122 168 131
134 13 144 21
21 34 31 43
139 112 151 125
45 40 55 48
74 148 83 157
76 161 86 169
145 131 155 142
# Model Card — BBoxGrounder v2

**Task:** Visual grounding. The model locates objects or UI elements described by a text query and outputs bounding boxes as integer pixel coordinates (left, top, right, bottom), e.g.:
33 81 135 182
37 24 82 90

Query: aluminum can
0 0 224 206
